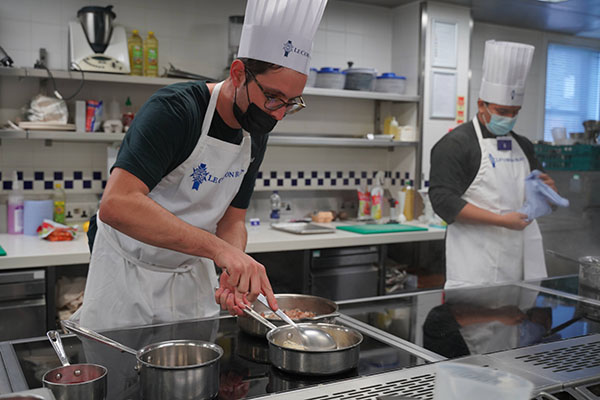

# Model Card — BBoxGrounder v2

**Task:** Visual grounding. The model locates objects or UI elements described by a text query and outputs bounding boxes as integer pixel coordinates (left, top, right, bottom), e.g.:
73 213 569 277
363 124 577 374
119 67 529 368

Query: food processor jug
77 5 116 53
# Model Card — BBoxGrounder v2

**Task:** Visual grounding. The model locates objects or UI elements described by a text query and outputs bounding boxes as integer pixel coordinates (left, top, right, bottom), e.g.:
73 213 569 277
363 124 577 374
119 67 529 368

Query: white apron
444 117 546 289
76 82 252 329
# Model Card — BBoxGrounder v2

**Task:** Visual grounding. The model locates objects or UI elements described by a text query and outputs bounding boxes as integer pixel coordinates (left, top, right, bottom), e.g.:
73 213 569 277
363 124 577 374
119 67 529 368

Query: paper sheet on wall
431 20 457 68
430 71 457 119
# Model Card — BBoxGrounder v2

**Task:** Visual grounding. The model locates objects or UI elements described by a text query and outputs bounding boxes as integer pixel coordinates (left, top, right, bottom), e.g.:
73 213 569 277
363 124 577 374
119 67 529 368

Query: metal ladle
256 293 337 351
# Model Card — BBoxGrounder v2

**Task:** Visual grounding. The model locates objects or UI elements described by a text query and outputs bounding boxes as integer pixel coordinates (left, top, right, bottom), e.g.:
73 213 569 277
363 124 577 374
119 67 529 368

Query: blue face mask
485 105 517 136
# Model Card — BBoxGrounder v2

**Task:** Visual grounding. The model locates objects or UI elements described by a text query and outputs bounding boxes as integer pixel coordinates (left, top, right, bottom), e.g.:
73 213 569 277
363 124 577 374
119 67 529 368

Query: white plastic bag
27 94 68 123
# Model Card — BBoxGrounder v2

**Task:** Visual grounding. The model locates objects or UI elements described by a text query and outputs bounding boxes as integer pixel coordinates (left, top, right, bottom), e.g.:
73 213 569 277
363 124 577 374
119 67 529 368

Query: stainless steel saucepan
61 320 222 400
43 330 107 400
237 293 339 337
243 306 363 375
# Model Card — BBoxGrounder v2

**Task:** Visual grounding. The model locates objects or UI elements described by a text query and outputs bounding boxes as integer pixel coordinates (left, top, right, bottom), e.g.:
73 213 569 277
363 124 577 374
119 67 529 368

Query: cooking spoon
256 293 337 351
546 250 600 267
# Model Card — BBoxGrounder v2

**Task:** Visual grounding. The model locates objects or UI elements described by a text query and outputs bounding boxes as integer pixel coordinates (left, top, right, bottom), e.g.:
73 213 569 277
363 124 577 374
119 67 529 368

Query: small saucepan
43 330 107 400
244 306 363 375
237 294 339 337
61 320 223 400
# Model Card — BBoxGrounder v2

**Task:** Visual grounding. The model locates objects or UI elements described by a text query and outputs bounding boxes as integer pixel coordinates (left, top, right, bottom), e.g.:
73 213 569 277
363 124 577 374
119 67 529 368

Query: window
544 43 600 142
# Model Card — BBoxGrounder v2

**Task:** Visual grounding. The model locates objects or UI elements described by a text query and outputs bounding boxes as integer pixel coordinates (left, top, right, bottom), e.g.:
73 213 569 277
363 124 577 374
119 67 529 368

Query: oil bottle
128 29 143 76
143 31 159 77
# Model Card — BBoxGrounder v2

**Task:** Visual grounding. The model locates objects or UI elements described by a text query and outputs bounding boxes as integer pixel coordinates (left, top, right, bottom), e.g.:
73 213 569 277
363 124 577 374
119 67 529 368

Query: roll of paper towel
24 200 53 236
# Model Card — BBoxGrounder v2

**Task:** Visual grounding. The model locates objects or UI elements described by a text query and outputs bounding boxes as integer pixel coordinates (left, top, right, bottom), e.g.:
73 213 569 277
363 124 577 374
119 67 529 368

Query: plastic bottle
128 29 143 76
121 96 135 131
7 171 24 234
53 183 66 224
270 191 281 223
143 31 159 77
370 171 385 222
389 117 401 141
403 180 415 221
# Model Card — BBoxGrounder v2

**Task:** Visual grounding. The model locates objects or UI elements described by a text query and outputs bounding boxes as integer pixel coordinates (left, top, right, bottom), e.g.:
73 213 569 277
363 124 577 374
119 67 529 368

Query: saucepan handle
47 330 71 367
62 319 138 356
243 305 278 330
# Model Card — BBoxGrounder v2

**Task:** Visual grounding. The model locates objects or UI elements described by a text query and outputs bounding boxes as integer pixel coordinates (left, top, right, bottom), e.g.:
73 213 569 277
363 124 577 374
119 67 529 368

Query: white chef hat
479 40 535 106
237 0 327 75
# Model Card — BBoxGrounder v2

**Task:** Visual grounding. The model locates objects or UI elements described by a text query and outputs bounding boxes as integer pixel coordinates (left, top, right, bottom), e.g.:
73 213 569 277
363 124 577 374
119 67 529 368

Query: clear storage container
375 73 406 94
315 67 345 89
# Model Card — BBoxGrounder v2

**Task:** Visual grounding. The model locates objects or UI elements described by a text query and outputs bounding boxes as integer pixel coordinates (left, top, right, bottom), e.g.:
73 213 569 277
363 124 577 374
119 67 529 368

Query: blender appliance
68 5 130 74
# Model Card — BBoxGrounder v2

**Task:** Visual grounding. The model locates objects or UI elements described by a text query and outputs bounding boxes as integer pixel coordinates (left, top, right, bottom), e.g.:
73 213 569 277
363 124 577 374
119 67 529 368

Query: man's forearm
455 203 503 226
216 218 247 251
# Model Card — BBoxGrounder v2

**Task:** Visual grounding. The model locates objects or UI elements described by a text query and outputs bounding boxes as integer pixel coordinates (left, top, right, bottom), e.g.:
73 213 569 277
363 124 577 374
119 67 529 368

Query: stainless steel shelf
269 135 417 147
0 66 186 86
0 67 420 102
0 129 124 143
303 86 420 102
0 129 417 148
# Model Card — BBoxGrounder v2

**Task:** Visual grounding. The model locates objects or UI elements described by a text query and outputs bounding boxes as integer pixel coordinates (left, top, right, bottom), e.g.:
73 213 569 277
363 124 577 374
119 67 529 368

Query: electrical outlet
65 202 97 222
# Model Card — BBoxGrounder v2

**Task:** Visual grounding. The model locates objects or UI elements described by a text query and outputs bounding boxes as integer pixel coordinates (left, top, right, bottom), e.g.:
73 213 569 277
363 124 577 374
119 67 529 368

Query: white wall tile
0 18 33 53
0 0 33 22
31 0 62 24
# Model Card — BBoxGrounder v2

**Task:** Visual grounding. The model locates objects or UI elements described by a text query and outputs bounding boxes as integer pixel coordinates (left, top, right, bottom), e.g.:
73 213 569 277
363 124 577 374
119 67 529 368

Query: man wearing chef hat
76 0 328 329
429 40 557 288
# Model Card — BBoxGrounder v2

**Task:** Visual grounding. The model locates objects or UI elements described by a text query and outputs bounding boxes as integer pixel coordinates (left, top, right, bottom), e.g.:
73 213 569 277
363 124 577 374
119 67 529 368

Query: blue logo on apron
488 153 496 168
191 163 209 190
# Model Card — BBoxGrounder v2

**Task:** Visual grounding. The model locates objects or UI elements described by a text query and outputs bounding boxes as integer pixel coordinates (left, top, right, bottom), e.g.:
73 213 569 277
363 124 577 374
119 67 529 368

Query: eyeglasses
246 69 306 115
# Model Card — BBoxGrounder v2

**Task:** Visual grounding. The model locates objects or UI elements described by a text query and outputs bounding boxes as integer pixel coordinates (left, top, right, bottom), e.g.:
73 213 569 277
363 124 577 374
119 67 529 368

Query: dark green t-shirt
87 81 268 251
114 80 268 208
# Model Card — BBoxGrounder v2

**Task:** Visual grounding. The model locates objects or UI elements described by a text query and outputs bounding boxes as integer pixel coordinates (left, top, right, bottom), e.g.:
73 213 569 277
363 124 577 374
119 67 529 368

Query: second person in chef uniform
76 0 328 329
430 40 557 288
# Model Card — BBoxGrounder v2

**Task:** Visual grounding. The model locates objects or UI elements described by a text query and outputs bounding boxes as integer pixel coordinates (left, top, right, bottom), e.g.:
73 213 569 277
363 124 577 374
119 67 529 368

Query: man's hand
499 212 531 230
212 245 277 315
539 172 557 192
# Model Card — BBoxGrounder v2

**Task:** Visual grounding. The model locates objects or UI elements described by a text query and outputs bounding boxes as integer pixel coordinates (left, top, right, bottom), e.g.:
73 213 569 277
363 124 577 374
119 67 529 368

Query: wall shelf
0 129 416 148
0 129 124 143
0 67 420 102
269 135 417 147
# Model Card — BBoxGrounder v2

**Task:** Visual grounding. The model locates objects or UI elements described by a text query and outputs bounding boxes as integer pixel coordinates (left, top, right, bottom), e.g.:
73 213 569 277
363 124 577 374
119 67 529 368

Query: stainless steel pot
267 323 362 375
43 330 107 400
237 294 339 337
243 307 362 375
62 320 222 400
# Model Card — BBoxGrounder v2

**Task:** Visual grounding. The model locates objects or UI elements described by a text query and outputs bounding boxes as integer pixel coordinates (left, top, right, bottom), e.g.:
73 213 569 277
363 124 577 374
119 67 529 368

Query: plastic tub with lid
315 67 345 89
375 73 407 94
343 63 376 91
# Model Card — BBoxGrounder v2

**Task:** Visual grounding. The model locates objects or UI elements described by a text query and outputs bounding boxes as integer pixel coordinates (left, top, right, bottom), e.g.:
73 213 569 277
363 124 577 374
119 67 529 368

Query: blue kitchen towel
518 169 569 221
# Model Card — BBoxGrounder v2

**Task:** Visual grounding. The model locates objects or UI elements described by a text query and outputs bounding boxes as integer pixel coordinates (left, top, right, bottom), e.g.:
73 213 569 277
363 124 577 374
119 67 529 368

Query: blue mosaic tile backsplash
0 169 411 194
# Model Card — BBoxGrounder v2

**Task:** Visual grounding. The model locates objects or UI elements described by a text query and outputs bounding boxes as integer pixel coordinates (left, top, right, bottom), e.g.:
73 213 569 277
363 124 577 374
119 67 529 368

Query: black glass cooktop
11 316 427 399
339 282 600 359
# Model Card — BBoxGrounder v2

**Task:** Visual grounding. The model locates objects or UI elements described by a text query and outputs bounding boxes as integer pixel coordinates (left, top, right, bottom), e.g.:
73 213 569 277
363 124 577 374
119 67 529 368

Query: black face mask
233 84 277 135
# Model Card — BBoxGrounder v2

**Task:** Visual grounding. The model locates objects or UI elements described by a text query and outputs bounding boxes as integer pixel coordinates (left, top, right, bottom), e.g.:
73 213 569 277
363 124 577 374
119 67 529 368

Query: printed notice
431 20 457 68
430 70 457 119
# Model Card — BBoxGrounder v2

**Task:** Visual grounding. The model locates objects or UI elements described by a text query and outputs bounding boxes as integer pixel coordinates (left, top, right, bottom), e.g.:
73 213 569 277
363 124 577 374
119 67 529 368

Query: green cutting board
336 224 428 234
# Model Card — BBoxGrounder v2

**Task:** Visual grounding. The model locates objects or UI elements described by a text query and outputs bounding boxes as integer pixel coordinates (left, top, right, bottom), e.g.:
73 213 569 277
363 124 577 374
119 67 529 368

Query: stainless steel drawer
310 265 379 301
0 298 46 340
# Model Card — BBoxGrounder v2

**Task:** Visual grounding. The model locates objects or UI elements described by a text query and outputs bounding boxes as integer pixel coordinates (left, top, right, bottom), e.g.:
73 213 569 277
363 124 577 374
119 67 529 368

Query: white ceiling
340 0 600 38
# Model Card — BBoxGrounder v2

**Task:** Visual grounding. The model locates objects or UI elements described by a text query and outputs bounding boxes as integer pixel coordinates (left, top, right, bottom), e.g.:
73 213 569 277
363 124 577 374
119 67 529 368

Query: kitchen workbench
0 222 445 270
